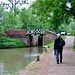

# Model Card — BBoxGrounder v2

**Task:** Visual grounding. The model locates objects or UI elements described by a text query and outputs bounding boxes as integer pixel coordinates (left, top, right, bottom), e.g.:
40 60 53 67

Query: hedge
0 37 25 49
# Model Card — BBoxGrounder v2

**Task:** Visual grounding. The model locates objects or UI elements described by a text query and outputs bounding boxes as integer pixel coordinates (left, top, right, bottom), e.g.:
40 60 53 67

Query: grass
73 46 75 51
61 36 66 40
73 38 75 51
44 42 54 48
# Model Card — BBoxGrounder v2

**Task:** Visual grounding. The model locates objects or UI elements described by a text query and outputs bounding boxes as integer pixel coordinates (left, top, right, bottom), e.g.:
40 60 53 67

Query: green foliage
0 6 23 37
44 42 54 48
71 20 75 36
58 20 75 36
72 30 75 36
31 0 75 31
0 6 5 36
73 46 75 51
73 39 75 51
20 8 45 30
0 37 25 49
20 8 29 29
3 9 23 30
61 36 66 40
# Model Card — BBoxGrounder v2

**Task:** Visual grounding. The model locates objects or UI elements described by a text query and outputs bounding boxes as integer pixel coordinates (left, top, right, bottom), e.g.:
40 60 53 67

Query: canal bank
17 47 53 75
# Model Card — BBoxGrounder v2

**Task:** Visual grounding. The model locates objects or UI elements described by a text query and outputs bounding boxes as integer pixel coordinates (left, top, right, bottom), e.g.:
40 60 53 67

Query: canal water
0 47 44 75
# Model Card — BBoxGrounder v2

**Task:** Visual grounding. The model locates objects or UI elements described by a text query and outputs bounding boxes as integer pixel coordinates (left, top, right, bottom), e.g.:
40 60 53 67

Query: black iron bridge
26 29 46 46
27 29 45 35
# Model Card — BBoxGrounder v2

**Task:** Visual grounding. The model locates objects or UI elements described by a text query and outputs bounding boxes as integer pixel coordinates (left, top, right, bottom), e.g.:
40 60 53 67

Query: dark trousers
55 49 63 63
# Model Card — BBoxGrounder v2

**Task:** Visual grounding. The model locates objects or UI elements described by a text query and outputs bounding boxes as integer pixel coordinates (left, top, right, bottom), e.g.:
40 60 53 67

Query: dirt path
17 36 75 75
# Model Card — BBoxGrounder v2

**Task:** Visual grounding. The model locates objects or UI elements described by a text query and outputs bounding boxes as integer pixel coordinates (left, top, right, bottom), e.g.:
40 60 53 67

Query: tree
3 9 23 30
58 19 75 36
0 6 23 37
31 0 75 31
20 8 29 29
0 6 5 36
70 20 75 36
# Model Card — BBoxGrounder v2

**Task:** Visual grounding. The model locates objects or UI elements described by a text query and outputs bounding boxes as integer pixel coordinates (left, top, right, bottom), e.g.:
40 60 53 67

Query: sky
66 2 71 8
0 0 36 10
0 0 10 4
0 0 35 3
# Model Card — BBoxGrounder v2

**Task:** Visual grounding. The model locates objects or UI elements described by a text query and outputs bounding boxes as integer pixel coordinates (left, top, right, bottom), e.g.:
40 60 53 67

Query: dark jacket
54 37 63 50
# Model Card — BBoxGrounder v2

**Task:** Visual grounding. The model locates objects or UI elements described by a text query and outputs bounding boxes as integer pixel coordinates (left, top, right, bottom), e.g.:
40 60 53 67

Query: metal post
48 45 50 48
45 46 47 52
36 56 40 61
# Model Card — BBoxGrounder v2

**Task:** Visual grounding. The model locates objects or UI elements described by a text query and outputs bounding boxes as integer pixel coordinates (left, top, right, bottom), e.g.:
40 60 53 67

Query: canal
0 47 44 75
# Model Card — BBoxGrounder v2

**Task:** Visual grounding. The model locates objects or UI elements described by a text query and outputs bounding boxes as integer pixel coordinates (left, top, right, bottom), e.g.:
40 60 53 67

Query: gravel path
17 36 75 75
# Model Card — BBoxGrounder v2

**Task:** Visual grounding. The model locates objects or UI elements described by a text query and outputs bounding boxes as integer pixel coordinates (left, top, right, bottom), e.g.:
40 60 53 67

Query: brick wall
6 30 28 37
44 30 57 44
5 30 30 46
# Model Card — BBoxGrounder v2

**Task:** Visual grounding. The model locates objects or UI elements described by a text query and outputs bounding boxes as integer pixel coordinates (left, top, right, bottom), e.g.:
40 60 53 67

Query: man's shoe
60 61 62 63
57 62 59 64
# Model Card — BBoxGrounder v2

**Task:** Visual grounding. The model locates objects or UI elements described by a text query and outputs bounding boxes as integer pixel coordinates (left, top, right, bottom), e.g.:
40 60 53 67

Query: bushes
0 37 25 49
72 30 75 36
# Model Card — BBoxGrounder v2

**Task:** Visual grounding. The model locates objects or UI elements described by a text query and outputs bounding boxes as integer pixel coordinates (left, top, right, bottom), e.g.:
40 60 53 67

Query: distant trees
20 8 44 29
0 6 22 36
58 20 75 35
0 6 5 36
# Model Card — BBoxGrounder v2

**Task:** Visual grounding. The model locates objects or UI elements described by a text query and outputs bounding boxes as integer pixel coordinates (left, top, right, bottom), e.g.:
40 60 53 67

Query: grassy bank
61 36 66 40
0 37 25 49
73 38 75 51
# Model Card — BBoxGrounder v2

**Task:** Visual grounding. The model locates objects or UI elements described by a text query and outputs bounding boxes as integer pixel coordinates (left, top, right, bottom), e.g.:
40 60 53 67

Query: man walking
54 34 64 64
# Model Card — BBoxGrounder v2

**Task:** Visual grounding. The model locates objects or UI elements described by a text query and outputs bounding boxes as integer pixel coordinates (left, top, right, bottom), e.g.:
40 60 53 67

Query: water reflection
0 47 44 75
